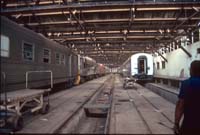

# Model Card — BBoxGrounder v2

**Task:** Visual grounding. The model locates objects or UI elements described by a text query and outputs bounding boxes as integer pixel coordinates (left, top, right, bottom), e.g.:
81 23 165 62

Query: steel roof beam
174 8 200 30
16 17 199 26
31 24 196 33
75 48 149 51
49 32 183 38
155 50 168 62
65 39 171 44
68 9 86 31
179 45 192 58
2 2 200 14
8 7 199 17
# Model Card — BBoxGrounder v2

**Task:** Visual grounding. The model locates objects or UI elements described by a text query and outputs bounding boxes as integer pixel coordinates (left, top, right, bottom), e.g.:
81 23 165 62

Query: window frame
162 61 165 69
60 53 65 65
197 48 200 54
22 41 35 62
1 35 10 58
43 48 51 64
157 62 160 70
55 52 61 65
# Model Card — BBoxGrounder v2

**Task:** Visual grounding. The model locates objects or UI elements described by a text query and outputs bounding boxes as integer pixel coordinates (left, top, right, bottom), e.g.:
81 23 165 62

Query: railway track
16 75 174 134
116 77 174 134
56 75 115 134
126 86 174 133
23 89 87 125
16 75 115 134
137 90 174 125
126 91 152 134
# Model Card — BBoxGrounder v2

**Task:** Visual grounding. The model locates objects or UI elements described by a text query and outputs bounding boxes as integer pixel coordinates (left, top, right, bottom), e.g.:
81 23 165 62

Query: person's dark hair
190 60 200 77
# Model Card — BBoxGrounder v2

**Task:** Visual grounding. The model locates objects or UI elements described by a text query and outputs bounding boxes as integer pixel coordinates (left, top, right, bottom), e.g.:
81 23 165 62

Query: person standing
174 60 200 135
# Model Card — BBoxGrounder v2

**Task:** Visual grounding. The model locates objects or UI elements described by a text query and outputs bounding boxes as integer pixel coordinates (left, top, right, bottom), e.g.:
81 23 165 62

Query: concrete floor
17 75 110 133
15 74 175 134
109 75 175 134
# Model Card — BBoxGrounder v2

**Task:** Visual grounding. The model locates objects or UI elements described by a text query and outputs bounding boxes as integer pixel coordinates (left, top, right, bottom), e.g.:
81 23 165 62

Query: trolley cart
0 70 53 131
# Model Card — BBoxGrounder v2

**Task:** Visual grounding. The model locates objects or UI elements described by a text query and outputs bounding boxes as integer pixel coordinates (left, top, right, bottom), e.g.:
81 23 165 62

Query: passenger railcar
79 56 109 82
95 63 109 77
119 53 154 81
1 16 109 92
80 56 97 81
1 16 79 91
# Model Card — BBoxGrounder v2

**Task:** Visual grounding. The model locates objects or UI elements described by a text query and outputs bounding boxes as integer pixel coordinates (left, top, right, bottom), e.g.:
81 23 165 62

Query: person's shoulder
182 78 190 83
181 77 200 86
190 77 200 81
180 78 191 87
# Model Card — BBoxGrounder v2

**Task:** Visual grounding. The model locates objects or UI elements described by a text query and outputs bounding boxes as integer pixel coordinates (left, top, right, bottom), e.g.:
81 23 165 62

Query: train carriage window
43 48 51 63
23 42 34 61
157 62 160 70
197 48 200 54
193 28 200 42
55 53 60 64
1 35 10 57
162 61 165 69
61 54 65 65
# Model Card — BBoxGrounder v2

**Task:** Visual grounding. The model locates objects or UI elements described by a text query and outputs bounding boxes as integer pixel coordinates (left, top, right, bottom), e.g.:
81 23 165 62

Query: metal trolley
0 70 53 132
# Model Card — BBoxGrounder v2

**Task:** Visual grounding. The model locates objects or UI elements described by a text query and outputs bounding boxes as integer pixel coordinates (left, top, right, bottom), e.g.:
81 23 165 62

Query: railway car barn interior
1 0 200 134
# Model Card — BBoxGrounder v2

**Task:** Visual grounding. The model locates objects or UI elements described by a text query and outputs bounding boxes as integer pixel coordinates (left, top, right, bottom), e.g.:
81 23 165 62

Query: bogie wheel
40 103 50 114
12 115 24 131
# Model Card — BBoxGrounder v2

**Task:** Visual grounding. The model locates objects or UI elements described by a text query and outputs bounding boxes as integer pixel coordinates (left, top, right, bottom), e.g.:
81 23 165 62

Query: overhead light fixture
57 33 61 37
47 32 52 36
72 9 77 15
159 29 163 34
123 30 128 34
106 43 110 46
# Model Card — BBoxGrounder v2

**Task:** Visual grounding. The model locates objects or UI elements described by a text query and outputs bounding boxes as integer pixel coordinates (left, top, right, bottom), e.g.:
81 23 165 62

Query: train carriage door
80 56 84 74
69 54 72 77
138 56 147 74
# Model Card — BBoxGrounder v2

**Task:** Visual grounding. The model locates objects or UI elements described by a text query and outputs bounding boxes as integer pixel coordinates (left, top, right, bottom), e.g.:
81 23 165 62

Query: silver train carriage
1 17 108 92
119 53 154 81
79 56 109 82
1 16 79 91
